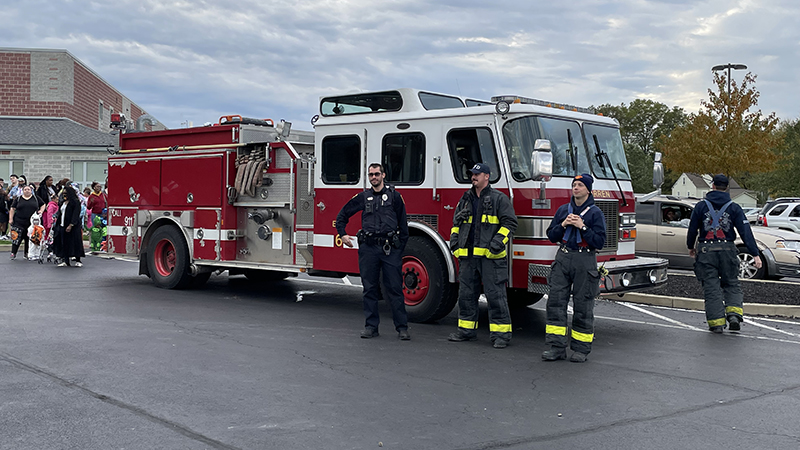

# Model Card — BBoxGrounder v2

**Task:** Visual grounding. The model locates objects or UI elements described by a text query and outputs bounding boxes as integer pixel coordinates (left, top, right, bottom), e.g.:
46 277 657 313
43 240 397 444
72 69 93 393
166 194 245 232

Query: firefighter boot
448 331 477 342
728 315 742 331
541 347 567 361
570 352 588 363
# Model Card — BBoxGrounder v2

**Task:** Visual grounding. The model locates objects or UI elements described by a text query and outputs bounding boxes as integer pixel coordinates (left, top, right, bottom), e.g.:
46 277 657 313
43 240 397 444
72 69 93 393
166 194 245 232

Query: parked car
742 207 760 224
635 196 800 279
760 202 800 233
756 197 800 226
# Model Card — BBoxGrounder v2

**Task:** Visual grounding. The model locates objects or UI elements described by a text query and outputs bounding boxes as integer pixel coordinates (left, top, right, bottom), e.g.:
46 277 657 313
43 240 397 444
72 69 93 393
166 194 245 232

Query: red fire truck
107 88 668 322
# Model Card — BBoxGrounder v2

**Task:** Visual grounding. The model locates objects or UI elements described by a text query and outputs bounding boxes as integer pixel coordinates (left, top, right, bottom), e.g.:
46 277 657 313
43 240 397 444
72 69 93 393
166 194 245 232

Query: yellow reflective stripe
453 248 469 257
451 227 460 235
465 217 473 223
459 319 479 330
456 247 506 259
482 214 500 224
571 329 594 343
545 325 567 336
708 318 726 327
725 306 743 316
489 323 512 333
498 226 511 237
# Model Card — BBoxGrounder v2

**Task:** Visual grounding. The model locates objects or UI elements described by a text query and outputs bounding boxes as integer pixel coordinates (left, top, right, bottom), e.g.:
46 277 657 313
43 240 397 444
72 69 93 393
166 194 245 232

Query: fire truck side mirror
531 139 553 182
652 152 664 188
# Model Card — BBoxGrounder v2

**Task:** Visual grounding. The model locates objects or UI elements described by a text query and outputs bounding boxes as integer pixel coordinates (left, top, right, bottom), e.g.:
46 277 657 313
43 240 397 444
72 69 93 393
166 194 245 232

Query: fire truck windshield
585 123 631 181
503 116 592 181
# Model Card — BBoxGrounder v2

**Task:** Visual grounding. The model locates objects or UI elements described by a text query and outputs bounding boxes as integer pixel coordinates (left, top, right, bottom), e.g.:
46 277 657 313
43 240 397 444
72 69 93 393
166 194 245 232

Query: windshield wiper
592 134 627 207
567 129 578 175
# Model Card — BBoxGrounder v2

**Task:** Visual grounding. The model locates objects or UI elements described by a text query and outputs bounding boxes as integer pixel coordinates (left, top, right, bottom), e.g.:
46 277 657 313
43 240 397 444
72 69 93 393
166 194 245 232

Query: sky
2 0 799 130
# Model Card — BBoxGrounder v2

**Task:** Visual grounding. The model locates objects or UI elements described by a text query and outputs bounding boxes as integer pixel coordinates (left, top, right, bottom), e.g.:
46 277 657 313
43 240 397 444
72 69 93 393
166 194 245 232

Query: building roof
684 173 709 189
0 116 117 148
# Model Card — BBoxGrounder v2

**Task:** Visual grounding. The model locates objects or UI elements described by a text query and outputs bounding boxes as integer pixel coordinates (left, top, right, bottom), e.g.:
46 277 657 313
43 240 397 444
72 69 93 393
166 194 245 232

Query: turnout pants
546 249 599 354
455 257 512 342
694 241 743 328
358 243 408 332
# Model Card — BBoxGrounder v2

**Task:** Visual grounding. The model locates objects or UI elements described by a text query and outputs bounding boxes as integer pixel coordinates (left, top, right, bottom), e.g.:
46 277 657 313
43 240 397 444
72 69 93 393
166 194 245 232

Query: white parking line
618 302 704 331
744 318 800 338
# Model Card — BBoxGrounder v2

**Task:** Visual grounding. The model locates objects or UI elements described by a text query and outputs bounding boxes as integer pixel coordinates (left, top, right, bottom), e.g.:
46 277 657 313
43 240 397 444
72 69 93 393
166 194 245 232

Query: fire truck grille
594 200 619 253
407 214 438 230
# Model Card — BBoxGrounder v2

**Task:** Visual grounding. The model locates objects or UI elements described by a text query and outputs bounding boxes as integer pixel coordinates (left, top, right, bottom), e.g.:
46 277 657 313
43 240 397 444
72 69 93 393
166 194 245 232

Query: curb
619 292 800 319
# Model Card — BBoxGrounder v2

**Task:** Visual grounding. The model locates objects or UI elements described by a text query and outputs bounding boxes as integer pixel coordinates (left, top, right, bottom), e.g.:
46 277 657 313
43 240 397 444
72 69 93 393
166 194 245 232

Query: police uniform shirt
336 186 409 247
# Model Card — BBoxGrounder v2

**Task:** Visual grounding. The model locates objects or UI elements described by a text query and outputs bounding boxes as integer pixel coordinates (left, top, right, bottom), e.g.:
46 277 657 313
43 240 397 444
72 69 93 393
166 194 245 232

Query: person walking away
687 174 761 333
447 163 518 349
36 175 55 204
0 178 9 240
27 213 45 263
336 163 410 340
53 185 86 267
543 174 606 362
8 184 46 260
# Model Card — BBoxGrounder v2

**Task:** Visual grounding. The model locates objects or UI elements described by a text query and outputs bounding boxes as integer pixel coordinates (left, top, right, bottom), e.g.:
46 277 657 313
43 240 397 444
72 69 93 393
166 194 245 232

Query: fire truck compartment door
108 159 161 206
161 156 223 207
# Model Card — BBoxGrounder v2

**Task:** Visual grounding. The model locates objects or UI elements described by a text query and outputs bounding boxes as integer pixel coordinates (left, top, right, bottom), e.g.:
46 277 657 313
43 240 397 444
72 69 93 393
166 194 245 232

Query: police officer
448 163 518 349
336 163 410 340
687 174 761 333
543 174 606 363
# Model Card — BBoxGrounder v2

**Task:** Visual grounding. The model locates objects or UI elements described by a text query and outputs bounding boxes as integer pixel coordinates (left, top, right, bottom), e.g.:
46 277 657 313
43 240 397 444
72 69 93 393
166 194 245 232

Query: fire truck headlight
495 101 510 115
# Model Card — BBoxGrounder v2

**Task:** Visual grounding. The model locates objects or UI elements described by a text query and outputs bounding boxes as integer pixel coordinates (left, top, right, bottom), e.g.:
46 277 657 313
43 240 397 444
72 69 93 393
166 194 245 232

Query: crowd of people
1 174 107 267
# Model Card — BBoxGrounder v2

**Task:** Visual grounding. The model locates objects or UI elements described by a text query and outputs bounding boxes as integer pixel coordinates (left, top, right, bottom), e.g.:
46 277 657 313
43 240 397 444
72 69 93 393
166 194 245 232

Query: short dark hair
10 174 18 178
368 163 384 174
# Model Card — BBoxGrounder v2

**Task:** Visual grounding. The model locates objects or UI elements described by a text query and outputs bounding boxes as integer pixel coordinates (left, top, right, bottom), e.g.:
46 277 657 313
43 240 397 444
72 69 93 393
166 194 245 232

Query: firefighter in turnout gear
543 174 606 363
336 163 410 340
448 163 518 349
687 174 761 334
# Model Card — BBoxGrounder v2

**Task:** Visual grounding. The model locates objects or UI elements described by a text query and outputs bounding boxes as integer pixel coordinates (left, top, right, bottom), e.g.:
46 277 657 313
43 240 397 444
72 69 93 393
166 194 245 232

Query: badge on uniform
382 194 388 201
367 197 373 201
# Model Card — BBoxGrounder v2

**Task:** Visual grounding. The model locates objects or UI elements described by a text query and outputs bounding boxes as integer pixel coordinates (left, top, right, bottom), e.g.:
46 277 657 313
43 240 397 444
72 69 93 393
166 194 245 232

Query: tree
595 100 687 155
623 142 655 193
660 73 782 186
746 119 800 198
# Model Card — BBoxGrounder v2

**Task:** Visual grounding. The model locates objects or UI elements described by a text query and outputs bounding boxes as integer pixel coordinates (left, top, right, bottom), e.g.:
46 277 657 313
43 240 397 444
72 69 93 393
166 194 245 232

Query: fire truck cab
107 88 668 322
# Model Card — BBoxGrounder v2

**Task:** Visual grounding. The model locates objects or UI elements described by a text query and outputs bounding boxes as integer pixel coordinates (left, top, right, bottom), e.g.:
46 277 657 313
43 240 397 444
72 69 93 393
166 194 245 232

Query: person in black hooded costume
53 185 86 267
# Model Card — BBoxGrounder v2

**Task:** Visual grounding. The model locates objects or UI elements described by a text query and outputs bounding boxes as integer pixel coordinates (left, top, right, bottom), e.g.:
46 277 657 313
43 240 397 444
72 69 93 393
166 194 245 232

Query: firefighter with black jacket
543 174 606 363
336 163 410 340
687 174 761 333
448 163 518 349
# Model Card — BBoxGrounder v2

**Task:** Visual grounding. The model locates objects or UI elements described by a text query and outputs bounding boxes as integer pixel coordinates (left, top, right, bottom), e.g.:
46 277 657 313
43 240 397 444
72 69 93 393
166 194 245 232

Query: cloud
1 0 799 128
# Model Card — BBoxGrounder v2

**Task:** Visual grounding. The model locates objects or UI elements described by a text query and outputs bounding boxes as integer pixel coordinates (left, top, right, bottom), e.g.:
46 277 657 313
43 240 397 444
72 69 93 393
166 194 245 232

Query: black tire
737 246 766 280
147 226 192 289
401 236 458 323
506 288 544 308
244 269 292 282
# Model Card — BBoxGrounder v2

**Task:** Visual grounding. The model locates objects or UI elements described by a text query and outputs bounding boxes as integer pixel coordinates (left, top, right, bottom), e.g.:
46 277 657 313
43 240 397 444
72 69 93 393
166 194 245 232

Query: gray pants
694 241 743 328
455 257 512 342
546 249 599 354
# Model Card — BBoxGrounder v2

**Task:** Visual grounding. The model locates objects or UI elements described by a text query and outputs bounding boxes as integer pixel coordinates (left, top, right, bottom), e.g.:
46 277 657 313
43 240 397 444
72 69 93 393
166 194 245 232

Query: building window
382 133 425 185
72 161 107 190
321 135 361 184
1 160 24 185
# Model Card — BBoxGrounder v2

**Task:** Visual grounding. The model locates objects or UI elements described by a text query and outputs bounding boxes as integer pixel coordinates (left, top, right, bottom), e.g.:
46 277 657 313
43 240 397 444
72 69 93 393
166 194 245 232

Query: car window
661 203 692 227
635 202 655 225
769 204 788 216
790 204 800 218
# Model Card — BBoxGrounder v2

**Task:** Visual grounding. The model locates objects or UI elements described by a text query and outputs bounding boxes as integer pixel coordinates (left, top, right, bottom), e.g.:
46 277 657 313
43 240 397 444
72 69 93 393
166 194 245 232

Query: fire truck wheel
400 236 459 323
506 288 544 308
147 226 193 289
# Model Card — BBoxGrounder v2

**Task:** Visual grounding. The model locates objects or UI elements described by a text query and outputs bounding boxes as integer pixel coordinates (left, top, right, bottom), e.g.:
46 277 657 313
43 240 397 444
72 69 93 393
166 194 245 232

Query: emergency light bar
491 95 596 115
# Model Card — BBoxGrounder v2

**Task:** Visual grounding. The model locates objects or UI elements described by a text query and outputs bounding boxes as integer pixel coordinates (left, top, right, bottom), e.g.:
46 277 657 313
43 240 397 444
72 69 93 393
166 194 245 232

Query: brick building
0 47 165 189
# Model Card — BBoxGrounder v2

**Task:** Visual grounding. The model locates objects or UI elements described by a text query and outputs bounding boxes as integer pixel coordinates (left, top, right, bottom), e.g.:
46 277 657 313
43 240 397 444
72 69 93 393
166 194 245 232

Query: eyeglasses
368 172 382 177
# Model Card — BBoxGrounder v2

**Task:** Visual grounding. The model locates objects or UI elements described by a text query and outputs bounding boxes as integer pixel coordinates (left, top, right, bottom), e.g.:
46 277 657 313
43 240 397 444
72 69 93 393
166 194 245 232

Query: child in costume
90 214 107 252
27 213 45 263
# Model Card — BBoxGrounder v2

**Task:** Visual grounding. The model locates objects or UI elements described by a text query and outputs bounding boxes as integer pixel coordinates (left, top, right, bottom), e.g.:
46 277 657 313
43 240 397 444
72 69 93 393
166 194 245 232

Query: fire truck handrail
118 143 246 154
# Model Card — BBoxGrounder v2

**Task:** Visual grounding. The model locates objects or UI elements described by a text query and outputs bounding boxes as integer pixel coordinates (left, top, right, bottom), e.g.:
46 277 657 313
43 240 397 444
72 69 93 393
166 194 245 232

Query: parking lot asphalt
3 255 800 449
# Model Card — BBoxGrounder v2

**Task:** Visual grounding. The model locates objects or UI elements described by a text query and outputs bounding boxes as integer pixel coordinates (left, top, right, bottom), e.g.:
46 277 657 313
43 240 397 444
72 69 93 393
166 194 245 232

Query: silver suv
762 202 800 233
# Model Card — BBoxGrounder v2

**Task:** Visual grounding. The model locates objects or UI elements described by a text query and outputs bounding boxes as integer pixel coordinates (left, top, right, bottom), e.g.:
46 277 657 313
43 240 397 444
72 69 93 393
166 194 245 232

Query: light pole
711 63 747 130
